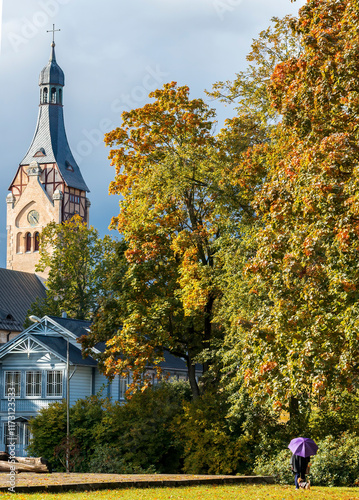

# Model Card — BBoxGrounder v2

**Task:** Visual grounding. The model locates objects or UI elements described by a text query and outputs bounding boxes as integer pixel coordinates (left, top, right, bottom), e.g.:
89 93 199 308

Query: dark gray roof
19 104 89 192
47 316 91 338
35 334 98 366
0 309 22 332
47 316 106 352
48 317 198 372
39 43 64 86
159 350 189 371
0 269 47 331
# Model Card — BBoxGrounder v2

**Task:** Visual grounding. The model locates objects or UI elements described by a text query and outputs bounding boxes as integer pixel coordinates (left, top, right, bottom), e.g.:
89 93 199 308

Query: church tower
6 40 90 277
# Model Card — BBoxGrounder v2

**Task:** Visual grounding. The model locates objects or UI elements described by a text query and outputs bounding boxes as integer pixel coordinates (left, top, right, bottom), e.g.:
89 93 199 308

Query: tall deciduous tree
29 215 116 321
223 0 359 415
82 82 264 397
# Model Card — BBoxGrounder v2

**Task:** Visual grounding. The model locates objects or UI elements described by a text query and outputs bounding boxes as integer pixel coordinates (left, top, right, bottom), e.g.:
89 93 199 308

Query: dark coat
291 454 310 475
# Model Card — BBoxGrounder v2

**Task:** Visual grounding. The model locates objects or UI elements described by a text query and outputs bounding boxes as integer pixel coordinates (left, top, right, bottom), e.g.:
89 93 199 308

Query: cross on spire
47 24 60 43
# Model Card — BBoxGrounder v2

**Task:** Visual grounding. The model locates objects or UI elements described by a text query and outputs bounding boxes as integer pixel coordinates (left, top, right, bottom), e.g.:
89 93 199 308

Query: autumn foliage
221 0 359 413
80 1 359 418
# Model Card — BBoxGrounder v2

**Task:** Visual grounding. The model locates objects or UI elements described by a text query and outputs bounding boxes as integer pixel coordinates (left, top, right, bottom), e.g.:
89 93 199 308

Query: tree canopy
28 215 116 322
81 82 264 397
221 0 359 414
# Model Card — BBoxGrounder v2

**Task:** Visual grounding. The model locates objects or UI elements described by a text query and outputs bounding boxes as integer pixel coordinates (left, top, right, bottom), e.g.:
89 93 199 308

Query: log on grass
0 456 51 473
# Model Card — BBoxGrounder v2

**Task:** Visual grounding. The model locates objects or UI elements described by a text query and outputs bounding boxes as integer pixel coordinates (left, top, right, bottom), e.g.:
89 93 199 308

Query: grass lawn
0 485 358 499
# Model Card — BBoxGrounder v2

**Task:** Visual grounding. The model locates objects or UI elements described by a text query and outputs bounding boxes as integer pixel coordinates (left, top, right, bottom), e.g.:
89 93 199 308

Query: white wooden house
0 315 192 456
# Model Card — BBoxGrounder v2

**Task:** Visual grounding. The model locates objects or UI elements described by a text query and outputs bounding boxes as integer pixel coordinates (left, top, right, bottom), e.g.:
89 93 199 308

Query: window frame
4 371 21 398
46 370 63 398
25 371 42 398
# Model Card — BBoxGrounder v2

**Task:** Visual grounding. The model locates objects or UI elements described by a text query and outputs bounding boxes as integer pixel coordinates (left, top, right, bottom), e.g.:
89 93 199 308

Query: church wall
6 163 62 278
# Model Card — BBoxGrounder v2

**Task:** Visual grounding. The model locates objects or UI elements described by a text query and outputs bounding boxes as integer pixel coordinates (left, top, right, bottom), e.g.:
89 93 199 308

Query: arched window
59 89 62 104
51 87 56 103
34 232 40 252
16 233 22 254
43 88 48 104
26 232 32 253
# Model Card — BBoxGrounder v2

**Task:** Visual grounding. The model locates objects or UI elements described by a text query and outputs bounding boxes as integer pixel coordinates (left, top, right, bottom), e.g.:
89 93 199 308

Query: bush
28 382 189 473
27 400 67 471
95 380 191 473
253 449 293 485
88 444 156 474
254 432 359 487
310 432 359 486
28 395 108 471
173 390 255 475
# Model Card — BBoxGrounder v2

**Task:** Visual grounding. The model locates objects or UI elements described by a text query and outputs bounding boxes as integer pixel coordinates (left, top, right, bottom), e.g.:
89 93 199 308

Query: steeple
6 38 90 276
17 41 89 192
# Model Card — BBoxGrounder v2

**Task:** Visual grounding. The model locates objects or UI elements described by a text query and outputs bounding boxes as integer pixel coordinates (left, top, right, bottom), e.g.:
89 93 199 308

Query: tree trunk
187 355 200 399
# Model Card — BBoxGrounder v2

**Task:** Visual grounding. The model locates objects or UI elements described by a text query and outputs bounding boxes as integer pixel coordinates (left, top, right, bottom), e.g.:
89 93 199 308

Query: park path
0 472 274 492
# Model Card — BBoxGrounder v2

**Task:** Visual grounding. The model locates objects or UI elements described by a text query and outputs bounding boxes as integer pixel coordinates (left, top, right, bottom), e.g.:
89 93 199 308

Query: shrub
27 400 67 471
173 390 255 475
95 380 191 473
88 444 156 474
310 432 359 486
253 449 293 485
28 395 107 471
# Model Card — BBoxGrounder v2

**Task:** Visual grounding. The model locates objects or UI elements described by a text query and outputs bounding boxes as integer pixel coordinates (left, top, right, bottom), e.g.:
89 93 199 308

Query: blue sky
0 0 306 268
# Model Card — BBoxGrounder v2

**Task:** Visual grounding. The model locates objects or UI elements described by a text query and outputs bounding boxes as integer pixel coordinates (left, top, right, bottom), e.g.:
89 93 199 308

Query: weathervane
47 24 60 43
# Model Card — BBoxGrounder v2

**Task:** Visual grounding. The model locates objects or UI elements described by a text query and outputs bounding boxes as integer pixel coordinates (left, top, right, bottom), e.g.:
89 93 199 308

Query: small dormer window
51 87 56 103
34 148 46 157
65 161 74 172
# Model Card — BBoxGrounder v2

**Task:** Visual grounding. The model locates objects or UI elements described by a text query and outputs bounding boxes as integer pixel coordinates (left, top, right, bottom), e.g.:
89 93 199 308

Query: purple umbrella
288 437 318 457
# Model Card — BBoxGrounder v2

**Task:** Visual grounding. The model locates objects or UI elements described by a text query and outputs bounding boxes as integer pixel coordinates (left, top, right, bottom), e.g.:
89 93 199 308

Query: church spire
6 33 90 276
18 39 88 192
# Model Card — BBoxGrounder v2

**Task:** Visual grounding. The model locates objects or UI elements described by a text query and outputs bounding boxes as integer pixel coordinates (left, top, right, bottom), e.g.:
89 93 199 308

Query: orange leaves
259 360 278 375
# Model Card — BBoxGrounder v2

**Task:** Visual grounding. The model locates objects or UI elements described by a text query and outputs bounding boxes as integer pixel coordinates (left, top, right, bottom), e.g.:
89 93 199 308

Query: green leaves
33 215 117 320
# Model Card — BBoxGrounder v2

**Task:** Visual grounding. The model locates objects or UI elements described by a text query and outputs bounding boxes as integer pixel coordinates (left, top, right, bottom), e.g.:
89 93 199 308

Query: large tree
81 82 264 397
28 215 116 322
222 0 359 416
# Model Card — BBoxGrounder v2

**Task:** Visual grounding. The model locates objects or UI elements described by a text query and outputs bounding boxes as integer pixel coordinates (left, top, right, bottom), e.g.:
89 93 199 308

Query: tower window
16 232 22 254
51 87 56 103
70 194 80 204
34 148 46 157
25 232 32 252
43 88 48 104
59 89 62 104
34 232 40 251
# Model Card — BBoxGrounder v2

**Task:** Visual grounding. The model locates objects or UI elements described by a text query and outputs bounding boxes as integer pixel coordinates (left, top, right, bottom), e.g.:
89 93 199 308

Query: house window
24 423 30 446
46 371 63 397
26 371 42 397
5 371 21 397
119 376 130 400
4 423 20 445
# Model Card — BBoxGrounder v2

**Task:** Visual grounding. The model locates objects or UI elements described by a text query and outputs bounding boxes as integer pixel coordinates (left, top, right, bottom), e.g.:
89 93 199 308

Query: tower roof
39 42 64 86
17 42 89 193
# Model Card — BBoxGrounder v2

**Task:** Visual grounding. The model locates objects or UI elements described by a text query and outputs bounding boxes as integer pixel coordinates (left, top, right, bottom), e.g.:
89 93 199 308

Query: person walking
291 452 310 489
288 437 318 490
